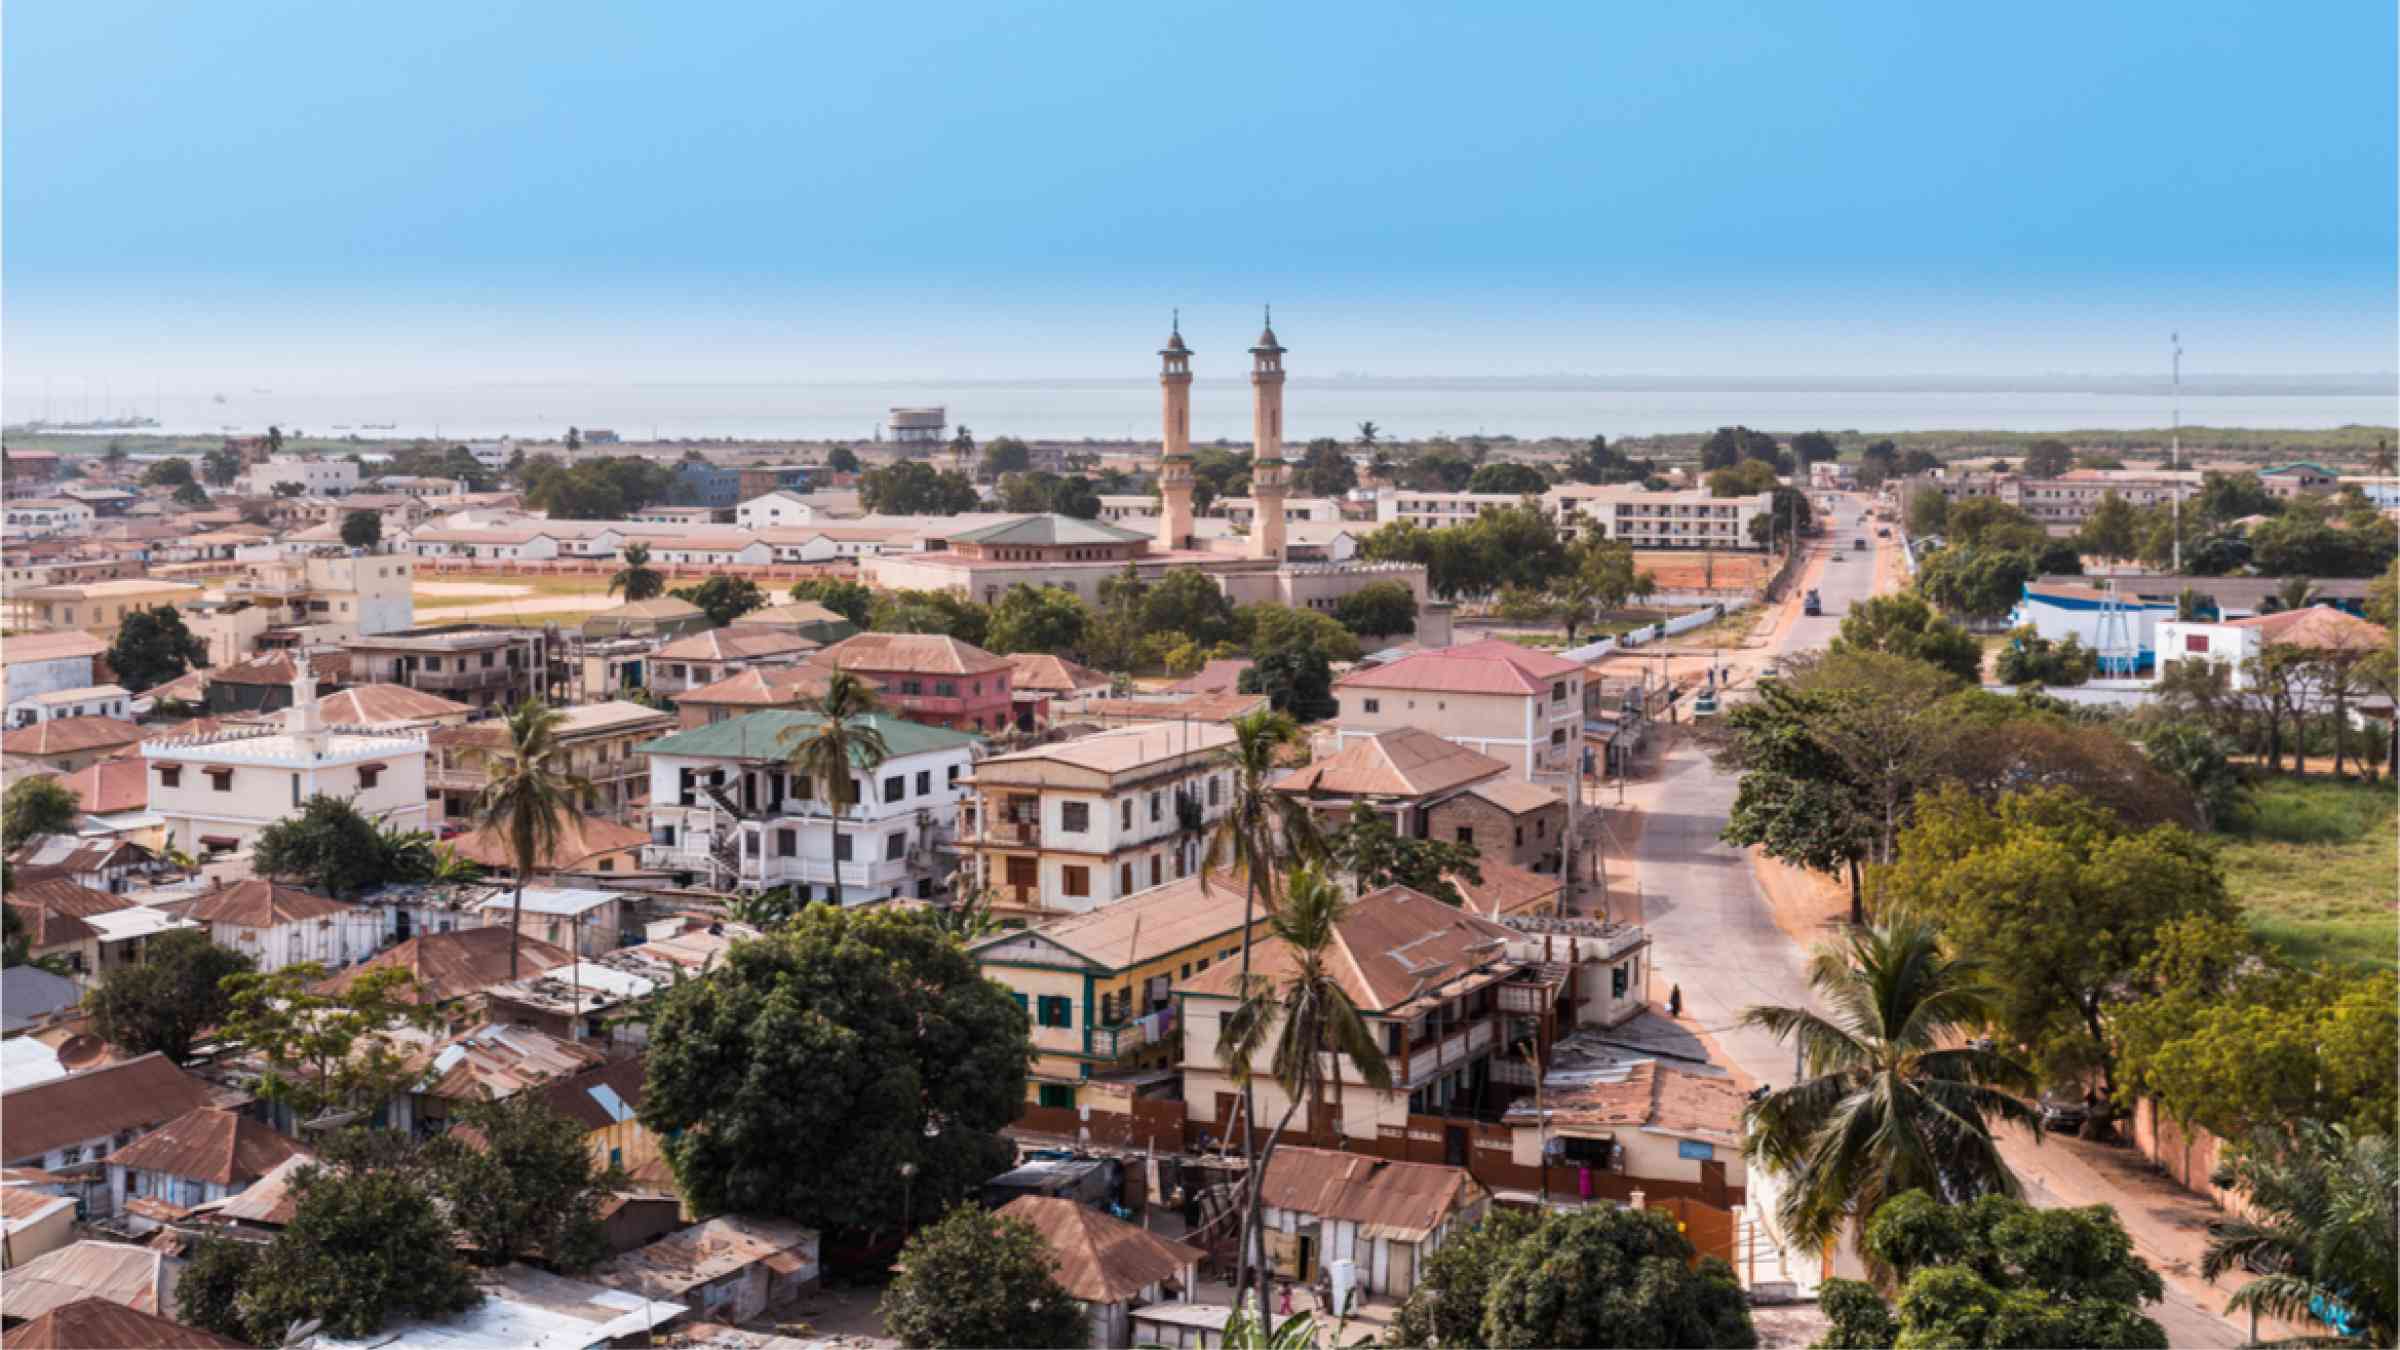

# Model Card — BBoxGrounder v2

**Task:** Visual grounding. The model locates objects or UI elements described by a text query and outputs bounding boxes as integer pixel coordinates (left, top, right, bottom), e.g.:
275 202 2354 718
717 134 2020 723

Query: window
1150 791 1162 822
744 831 761 857
1120 863 1134 894
1363 698 1380 714
776 828 796 857
901 679 922 696
1550 728 1567 746
207 768 233 793
2186 634 2210 653
358 765 382 789
1038 1083 1076 1109
1208 776 1221 806
1121 800 1133 830
1061 801 1090 832
880 830 904 860
1514 825 1524 847
1151 855 1162 886
947 764 960 786
1063 866 1090 898
158 766 180 788
936 681 956 697
834 834 853 861
916 770 931 795
883 775 904 803
1456 827 1474 845
1037 995 1073 1028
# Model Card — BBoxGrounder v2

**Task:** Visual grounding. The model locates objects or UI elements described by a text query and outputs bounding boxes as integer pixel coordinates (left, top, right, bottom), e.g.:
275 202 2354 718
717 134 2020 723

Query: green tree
2077 490 2140 560
1790 430 1840 466
1538 535 1656 643
1217 866 1393 1321
1714 682 1879 923
880 1204 1088 1350
1241 601 1363 664
2020 439 2074 478
1741 917 2040 1256
2202 1123 2396 1346
1830 592 1982 682
984 583 1090 656
608 540 665 601
1794 650 1965 873
252 794 390 898
86 929 254 1063
172 479 212 508
474 699 592 979
671 575 766 627
775 671 889 908
978 435 1031 479
433 1094 618 1271
1877 785 2233 1128
825 444 861 473
338 508 382 549
1240 645 1335 721
174 1234 262 1341
789 576 874 626
1993 625 2097 687
237 1163 480 1341
201 445 244 486
1139 569 1239 648
1706 459 1778 497
1389 1209 1543 1347
2134 720 2244 829
1856 439 1901 489
1478 1206 1755 1349
861 460 980 515
1321 802 1480 906
1700 425 1779 471
1330 580 1417 638
107 604 211 693
641 907 1025 1229
1914 545 2035 622
2196 469 2279 524
1297 437 1358 497
1 776 80 848
1467 461 1548 495
869 588 991 646
1905 485 1950 537
1818 1191 2167 1349
220 964 440 1125
143 457 196 487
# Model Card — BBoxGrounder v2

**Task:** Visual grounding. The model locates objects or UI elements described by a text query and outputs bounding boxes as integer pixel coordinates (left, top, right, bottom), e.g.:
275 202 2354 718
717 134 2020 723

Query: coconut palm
2260 576 2322 615
474 698 592 978
776 671 890 909
2202 1123 2395 1346
1216 865 1391 1324
1200 708 1322 1015
1355 421 1380 452
608 541 665 601
1740 916 2041 1259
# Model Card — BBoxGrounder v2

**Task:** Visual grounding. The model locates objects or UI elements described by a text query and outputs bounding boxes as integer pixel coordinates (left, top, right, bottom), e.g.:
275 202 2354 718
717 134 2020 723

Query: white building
735 490 822 529
0 632 107 712
160 877 383 972
7 684 130 728
142 660 430 858
1545 483 1774 551
641 710 981 904
220 550 417 637
2152 606 2393 691
2007 582 2178 676
0 499 97 536
239 455 360 499
1373 490 1534 529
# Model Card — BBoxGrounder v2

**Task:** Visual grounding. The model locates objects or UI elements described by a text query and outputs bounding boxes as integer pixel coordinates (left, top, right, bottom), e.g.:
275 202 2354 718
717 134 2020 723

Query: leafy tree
776 672 888 907
432 1094 618 1270
1877 785 2232 1127
1790 430 1840 466
2249 495 2399 577
1933 697 2199 832
1322 802 1480 906
2077 489 2140 560
1466 461 1547 495
1389 1208 1543 1346
1714 682 1878 922
1140 569 1238 648
253 794 390 898
978 435 1031 479
2135 721 2244 829
475 700 593 978
1240 601 1363 665
1330 580 1417 638
1855 439 1901 488
1946 498 2047 552
175 1234 262 1341
1478 1206 1755 1349
171 480 211 507
1905 486 1950 537
143 457 196 488
1217 866 1394 1321
237 1163 481 1341
2020 439 2074 478
201 445 244 486
1699 425 1779 471
1705 459 1778 497
789 576 874 626
1565 433 1651 485
860 460 980 515
869 587 991 646
1900 448 1944 476
1793 650 1964 872
86 929 254 1063
1818 1191 2167 1349
1240 644 1335 721
1830 592 1982 682
2202 1123 2396 1346
880 1204 1088 1350
671 575 766 627
608 541 665 601
2372 561 2400 631
1297 437 1357 497
339 508 382 549
985 583 1089 656
1536 535 1656 643
1742 917 2040 1256
1914 545 2034 621
220 964 440 1125
107 604 211 693
641 907 1025 1229
1 776 80 848
1993 624 2096 687
1397 447 1475 491
825 444 861 473
2196 469 2279 524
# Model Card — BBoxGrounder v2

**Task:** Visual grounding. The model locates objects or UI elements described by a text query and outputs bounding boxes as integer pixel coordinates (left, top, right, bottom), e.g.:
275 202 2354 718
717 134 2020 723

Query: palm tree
2264 576 2322 614
1740 916 2041 1260
2203 1123 2396 1346
1216 865 1392 1324
1355 420 1380 452
776 671 890 909
474 699 592 978
609 542 665 601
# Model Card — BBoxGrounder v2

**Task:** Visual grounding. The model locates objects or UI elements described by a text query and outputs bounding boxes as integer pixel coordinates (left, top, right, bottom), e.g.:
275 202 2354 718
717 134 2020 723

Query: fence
2129 1098 2253 1219
416 557 860 585
1558 600 1754 665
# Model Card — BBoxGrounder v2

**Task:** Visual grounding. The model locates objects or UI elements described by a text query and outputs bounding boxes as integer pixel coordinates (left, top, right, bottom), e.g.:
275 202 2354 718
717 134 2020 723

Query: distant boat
212 393 228 404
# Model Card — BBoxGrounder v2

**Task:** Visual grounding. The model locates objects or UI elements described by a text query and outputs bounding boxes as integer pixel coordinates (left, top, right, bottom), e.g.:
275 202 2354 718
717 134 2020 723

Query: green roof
641 710 981 761
946 514 1149 547
2259 461 2340 477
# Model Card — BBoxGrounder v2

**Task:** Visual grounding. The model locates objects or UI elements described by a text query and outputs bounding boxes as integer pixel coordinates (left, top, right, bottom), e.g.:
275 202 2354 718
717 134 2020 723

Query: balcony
410 666 523 693
1090 1008 1174 1059
1490 1056 1538 1087
1497 983 1552 1015
1400 1017 1498 1088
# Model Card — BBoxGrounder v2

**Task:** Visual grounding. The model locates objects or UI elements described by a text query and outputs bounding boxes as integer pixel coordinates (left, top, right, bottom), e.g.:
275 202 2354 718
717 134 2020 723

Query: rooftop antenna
2171 334 2183 574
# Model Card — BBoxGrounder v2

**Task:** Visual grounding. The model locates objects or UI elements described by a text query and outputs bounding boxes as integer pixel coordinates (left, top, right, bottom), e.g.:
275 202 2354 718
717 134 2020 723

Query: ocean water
19 381 2397 444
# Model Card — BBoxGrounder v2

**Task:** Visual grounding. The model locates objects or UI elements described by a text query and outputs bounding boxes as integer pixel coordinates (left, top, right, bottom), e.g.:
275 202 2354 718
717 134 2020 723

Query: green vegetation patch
2218 778 2398 971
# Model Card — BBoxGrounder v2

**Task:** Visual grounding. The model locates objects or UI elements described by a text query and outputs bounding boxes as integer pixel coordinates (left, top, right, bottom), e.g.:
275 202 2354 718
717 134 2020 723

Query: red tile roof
1277 728 1506 799
1179 885 1518 1012
0 717 145 759
1335 639 1582 696
447 812 650 873
677 665 868 707
813 632 1011 677
653 628 820 662
48 756 148 815
317 683 474 725
997 1196 1203 1303
2226 604 2392 650
318 927 575 1005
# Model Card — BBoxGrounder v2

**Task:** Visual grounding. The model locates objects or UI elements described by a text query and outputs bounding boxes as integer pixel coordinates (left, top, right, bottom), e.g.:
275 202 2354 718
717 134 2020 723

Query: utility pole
2171 334 2184 574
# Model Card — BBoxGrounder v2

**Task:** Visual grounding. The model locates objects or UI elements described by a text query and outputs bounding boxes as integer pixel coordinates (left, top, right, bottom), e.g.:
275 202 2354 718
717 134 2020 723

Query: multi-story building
671 664 863 729
969 870 1265 1109
1372 490 1534 529
144 662 430 857
1212 495 1344 528
341 624 555 710
2012 469 2199 529
735 464 820 502
1549 485 1772 551
1 499 98 536
648 628 817 696
2 448 62 497
810 633 1015 733
1332 639 1584 780
429 699 672 821
237 455 359 499
640 710 979 903
3 577 206 636
957 721 1237 917
0 632 107 712
373 475 466 499
221 550 416 638
1276 727 1565 872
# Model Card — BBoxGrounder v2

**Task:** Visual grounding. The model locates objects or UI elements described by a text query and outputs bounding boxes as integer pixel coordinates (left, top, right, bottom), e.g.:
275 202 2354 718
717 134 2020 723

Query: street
1612 494 2248 1348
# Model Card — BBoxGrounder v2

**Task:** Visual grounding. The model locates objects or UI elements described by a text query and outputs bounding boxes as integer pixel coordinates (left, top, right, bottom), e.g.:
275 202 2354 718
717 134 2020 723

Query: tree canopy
670 575 766 627
789 576 874 626
985 583 1090 656
879 1205 1088 1350
107 604 211 693
1476 1206 1755 1348
2 776 81 848
233 1163 481 1342
1829 592 1983 683
861 460 980 515
252 794 395 899
86 929 254 1063
340 509 382 548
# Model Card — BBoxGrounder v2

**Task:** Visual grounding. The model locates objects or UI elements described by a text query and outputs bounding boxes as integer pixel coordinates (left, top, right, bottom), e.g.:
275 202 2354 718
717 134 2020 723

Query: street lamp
898 1161 918 1248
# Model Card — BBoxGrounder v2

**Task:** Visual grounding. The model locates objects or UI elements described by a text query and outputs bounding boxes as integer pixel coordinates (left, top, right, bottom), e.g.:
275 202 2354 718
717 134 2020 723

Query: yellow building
969 870 1265 1110
4 577 206 637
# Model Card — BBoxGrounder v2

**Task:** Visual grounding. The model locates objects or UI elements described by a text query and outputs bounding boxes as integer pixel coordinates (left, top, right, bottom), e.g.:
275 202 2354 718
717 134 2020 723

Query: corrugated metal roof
0 1241 171 1321
594 1215 817 1297
1179 885 1518 1013
0 716 145 757
0 1053 219 1163
0 1298 249 1349
812 632 1011 677
997 1196 1202 1303
318 927 575 1005
445 813 650 874
1254 1147 1485 1242
106 1107 308 1187
1277 728 1505 800
168 878 356 928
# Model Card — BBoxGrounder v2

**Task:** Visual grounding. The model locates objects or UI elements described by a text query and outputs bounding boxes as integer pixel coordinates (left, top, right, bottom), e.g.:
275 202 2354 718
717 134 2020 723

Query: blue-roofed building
672 459 744 510
2009 581 2178 677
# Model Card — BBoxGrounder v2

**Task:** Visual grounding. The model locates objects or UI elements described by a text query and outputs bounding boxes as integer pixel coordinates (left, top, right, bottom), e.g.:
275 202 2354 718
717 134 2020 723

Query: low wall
1559 600 1753 664
2129 1098 2253 1219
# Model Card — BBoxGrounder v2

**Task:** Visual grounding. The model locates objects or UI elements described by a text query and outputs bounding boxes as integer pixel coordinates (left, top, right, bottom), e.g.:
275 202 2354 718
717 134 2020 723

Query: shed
998 1196 1202 1349
1250 1147 1490 1299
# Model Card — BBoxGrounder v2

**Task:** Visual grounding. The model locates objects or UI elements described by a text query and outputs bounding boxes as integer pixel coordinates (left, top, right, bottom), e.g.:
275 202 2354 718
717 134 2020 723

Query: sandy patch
414 581 534 600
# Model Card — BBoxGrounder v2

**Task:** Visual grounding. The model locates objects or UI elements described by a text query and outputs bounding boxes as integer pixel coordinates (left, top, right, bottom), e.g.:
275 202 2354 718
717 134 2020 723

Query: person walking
1669 983 1683 1018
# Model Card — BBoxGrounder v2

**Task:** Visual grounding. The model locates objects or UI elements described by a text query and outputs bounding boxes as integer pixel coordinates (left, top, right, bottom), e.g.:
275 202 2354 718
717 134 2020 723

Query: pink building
810 633 1014 733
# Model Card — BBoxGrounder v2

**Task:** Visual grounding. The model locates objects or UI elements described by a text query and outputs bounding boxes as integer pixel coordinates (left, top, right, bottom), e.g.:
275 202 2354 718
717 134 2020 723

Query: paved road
1624 495 2244 1347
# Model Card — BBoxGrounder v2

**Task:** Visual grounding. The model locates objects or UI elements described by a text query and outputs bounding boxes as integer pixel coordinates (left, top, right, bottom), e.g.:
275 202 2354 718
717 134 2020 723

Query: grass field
414 575 617 609
2217 777 2398 971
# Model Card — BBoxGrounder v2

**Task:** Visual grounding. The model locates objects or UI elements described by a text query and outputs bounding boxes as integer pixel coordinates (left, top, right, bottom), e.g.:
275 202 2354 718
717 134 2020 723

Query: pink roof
1334 639 1582 696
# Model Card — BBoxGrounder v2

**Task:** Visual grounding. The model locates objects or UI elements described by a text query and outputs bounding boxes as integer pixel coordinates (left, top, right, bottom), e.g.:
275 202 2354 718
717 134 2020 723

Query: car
2037 1096 2090 1132
1876 526 1891 538
1692 691 1720 717
1802 590 1822 616
1852 537 1868 550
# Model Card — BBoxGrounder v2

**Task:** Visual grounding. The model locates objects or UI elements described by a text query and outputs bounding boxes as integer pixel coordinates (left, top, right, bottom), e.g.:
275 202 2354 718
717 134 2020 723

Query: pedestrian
1278 1282 1292 1317
1668 983 1683 1018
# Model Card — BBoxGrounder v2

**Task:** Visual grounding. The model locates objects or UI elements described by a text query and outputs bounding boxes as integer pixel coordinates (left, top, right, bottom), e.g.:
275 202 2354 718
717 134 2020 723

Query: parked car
1876 526 1892 538
2036 1096 2089 1132
1852 537 1868 550
1802 590 1822 617
1692 691 1720 717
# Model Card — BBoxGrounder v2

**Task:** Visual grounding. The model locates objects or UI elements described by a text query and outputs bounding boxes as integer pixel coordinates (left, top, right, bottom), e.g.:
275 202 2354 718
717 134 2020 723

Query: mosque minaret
1245 308 1290 562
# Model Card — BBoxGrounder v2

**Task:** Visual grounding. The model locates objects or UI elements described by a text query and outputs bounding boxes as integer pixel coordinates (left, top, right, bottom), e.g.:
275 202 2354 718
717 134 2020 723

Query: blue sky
5 0 2394 387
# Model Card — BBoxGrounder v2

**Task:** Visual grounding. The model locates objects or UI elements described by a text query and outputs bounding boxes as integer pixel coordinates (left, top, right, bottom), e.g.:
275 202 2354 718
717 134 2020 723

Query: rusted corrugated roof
1277 728 1505 800
0 716 145 758
47 756 149 815
653 628 818 662
4 900 101 951
594 1216 816 1297
0 1298 248 1349
1254 1147 1485 1242
317 683 473 726
6 876 134 919
446 813 650 874
536 1055 647 1133
813 632 1010 677
317 927 574 1005
0 1053 219 1163
193 1153 308 1228
419 1022 605 1101
0 1241 172 1321
167 878 356 928
998 1196 1201 1303
676 664 871 707
1004 652 1109 695
106 1107 307 1187
1180 885 1518 1013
